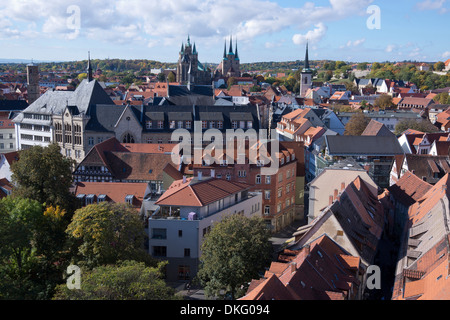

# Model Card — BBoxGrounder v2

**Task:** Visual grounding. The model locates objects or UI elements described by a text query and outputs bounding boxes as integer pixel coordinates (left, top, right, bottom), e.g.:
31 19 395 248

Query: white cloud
292 23 327 45
339 38 365 49
0 0 373 46
416 0 448 13
385 44 396 52
442 51 450 58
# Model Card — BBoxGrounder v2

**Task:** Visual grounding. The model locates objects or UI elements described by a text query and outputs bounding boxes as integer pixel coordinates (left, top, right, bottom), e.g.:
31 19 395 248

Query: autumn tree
66 202 153 269
52 260 179 300
374 94 394 110
344 112 370 136
196 215 272 300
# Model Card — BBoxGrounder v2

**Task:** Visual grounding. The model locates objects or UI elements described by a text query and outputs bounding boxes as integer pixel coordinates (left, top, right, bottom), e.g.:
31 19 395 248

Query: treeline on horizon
1 58 449 91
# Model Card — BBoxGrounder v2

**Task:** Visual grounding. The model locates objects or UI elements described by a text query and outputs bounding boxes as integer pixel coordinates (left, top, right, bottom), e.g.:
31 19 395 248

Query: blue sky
0 0 449 64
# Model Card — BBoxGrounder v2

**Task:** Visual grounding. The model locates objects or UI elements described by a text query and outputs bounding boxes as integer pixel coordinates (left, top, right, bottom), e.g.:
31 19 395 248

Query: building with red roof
148 175 262 282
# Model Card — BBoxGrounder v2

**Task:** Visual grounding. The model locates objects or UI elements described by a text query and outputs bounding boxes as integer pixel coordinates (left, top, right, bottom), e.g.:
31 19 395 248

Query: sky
0 0 449 64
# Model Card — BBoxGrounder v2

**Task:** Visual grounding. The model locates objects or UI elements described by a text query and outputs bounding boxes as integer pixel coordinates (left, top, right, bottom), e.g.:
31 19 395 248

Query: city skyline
0 0 449 64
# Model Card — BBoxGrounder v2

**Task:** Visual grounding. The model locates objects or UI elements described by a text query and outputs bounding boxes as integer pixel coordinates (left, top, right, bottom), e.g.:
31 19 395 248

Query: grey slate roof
326 135 404 156
14 79 115 123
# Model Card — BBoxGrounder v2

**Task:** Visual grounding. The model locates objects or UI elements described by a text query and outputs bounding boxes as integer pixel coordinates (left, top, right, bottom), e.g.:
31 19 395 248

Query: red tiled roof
75 181 147 208
155 177 251 207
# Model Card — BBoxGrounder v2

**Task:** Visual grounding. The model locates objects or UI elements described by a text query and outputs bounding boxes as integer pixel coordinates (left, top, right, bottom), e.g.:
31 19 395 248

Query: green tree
0 197 49 299
394 119 439 136
167 71 176 83
52 260 179 300
157 72 166 82
66 202 153 269
344 112 370 135
196 215 272 300
435 92 450 104
10 144 77 213
434 61 445 71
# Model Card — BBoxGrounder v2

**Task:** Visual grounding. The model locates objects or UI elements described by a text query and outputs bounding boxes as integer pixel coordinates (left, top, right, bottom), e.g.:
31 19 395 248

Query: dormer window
125 195 134 205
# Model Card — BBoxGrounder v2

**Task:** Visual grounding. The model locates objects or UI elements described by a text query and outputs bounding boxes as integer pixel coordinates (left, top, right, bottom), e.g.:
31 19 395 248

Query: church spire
187 34 191 47
223 40 227 59
193 42 197 55
235 39 239 60
229 35 233 54
180 42 184 54
87 51 93 82
304 41 310 71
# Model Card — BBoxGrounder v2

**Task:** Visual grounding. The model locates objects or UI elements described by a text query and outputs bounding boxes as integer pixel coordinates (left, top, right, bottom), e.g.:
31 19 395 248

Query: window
88 137 94 146
278 173 283 182
157 121 164 129
147 138 152 143
184 248 191 257
178 230 183 237
125 194 134 205
238 170 246 177
226 174 231 181
232 121 238 129
152 228 167 239
264 206 270 215
202 121 207 129
277 203 282 213
265 176 271 184
86 194 95 205
209 121 215 129
185 121 192 129
146 121 153 129
278 188 282 198
217 121 223 129
256 174 261 184
170 121 176 129
177 121 183 128
97 194 106 203
247 121 253 129
153 246 167 257
264 190 271 200
178 265 190 280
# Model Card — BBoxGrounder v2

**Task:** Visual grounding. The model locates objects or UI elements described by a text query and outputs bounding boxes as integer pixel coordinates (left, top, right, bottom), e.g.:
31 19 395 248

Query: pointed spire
304 41 310 71
181 42 184 54
87 51 93 82
193 42 197 55
235 39 239 60
187 34 191 47
229 35 233 54
223 40 227 59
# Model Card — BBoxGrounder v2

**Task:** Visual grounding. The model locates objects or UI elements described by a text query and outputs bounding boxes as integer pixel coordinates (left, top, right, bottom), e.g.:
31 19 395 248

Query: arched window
122 133 135 143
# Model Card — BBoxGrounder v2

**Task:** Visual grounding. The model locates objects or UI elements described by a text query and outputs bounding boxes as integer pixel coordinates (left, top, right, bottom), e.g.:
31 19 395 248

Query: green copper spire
304 41 311 72
235 39 239 60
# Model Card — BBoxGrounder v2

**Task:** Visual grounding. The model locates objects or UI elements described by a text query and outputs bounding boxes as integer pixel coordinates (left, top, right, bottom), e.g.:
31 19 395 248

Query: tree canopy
196 215 272 300
66 202 153 269
10 143 77 213
52 260 179 300
394 119 440 136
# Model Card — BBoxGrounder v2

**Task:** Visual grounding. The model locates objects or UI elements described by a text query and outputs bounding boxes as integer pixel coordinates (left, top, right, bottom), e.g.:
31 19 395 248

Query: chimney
334 189 339 200
329 195 334 205
341 182 345 191
290 262 297 273
304 245 310 256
